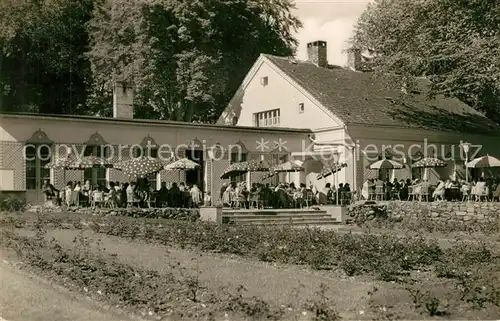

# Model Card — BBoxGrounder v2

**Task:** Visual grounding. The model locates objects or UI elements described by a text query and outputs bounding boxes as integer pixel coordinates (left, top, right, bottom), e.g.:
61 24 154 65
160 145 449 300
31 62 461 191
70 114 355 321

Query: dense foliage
352 0 500 123
0 0 300 122
0 0 93 114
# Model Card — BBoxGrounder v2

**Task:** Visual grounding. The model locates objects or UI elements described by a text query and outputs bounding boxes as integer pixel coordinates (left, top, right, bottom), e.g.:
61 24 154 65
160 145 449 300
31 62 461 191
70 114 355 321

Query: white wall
234 59 341 130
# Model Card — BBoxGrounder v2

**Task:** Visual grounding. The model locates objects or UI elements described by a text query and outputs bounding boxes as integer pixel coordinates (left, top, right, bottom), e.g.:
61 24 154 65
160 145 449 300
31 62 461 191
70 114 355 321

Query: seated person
92 187 104 208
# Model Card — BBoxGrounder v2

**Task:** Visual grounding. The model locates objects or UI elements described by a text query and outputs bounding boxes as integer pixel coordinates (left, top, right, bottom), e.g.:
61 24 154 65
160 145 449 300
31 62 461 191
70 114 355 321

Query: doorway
185 149 204 188
25 144 52 204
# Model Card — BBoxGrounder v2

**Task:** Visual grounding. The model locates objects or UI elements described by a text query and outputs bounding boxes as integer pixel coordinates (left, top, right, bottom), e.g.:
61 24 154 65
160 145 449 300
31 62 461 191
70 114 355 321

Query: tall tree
87 0 301 122
352 0 500 124
0 0 93 114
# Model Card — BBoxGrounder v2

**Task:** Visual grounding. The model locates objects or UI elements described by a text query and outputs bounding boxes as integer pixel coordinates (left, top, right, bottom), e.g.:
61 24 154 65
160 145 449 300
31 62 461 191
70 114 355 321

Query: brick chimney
346 48 362 71
307 41 328 68
113 81 134 119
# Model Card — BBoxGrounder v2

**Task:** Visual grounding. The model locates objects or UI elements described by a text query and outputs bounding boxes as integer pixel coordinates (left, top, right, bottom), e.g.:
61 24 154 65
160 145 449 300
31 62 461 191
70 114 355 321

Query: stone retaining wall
386 201 500 223
348 201 500 233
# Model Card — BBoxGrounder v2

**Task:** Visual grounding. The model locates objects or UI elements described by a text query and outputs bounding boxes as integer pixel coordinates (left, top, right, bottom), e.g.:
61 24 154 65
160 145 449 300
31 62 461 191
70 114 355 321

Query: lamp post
207 148 215 205
461 142 471 182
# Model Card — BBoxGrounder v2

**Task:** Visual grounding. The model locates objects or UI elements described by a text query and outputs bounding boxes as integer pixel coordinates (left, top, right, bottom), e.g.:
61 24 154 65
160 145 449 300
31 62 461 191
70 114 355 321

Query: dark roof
265 54 500 135
0 112 311 134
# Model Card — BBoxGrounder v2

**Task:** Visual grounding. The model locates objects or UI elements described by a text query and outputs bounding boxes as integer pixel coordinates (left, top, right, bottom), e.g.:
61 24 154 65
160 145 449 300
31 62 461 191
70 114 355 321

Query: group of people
43 178 210 208
361 177 500 201
219 181 353 208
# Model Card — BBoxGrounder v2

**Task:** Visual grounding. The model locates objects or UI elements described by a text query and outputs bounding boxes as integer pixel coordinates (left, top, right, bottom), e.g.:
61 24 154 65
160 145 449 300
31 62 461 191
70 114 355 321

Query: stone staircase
222 208 341 226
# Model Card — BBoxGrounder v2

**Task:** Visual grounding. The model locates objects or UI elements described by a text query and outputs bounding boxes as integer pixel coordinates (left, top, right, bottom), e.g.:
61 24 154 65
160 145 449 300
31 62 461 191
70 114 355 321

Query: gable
218 55 343 130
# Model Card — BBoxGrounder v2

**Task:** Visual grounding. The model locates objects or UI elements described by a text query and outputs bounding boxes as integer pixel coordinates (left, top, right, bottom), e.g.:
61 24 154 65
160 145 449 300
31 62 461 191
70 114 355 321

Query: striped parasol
466 155 500 168
369 159 404 169
317 162 347 179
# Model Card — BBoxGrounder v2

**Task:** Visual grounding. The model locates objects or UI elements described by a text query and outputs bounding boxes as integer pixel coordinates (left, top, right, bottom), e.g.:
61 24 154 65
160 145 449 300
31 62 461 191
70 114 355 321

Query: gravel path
0 250 139 321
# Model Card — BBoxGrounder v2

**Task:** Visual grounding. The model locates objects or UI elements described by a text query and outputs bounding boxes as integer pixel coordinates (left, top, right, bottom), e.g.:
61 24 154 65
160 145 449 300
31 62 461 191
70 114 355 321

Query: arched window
25 129 53 192
83 132 108 187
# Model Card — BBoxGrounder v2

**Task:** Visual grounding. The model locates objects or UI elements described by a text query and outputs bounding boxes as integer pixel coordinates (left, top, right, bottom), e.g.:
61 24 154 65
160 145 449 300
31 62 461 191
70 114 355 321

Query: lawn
1 211 500 320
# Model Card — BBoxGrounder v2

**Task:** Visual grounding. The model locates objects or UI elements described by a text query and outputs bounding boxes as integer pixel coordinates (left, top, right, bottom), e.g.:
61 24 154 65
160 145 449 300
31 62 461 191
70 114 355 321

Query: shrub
0 195 26 212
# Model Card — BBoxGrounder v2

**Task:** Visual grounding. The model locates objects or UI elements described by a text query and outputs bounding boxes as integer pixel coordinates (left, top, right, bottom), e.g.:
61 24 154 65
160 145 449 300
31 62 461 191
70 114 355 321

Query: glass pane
97 168 106 180
84 146 94 157
40 167 50 180
84 168 92 182
25 145 36 158
39 145 51 157
26 164 36 177
26 178 37 190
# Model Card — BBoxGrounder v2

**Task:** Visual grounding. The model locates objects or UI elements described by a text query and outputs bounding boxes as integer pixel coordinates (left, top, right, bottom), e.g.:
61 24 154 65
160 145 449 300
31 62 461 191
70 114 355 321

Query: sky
293 0 372 66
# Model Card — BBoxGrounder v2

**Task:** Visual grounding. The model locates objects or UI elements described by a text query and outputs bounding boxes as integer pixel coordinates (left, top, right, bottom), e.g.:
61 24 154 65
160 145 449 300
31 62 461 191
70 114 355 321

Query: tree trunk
183 101 194 122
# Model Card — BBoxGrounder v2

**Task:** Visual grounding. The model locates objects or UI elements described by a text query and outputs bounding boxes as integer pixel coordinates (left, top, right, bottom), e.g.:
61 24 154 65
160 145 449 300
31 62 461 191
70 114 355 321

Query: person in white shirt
65 182 73 207
190 184 202 207
73 181 81 207
432 180 445 200
92 186 104 208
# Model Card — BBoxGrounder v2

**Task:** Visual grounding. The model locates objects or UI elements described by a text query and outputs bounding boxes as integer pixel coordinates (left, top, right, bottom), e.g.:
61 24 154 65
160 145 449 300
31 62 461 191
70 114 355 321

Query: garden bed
1 212 500 320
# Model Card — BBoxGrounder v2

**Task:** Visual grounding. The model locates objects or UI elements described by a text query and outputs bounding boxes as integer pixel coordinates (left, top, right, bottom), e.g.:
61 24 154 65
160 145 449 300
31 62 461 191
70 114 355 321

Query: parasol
164 158 200 170
45 157 73 169
369 159 404 169
411 157 447 168
115 156 165 178
316 162 347 180
262 160 304 180
164 158 201 182
221 159 271 179
411 157 447 181
71 156 113 168
466 155 500 168
369 159 404 182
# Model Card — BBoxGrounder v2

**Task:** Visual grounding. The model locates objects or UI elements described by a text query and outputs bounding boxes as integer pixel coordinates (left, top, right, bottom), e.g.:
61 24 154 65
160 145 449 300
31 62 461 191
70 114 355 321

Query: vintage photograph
1 0 499 320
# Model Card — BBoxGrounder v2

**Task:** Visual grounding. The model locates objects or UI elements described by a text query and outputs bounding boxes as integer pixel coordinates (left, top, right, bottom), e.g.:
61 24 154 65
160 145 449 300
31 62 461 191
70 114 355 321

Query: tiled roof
265 54 500 135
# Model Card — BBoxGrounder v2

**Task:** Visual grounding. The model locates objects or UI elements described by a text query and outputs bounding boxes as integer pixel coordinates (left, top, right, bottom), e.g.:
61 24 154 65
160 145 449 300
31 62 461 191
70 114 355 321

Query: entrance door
185 150 204 187
25 144 52 204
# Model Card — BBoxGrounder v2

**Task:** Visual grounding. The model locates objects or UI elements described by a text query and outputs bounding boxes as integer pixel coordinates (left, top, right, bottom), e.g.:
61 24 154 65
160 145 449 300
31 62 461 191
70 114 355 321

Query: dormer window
260 76 268 86
298 103 304 113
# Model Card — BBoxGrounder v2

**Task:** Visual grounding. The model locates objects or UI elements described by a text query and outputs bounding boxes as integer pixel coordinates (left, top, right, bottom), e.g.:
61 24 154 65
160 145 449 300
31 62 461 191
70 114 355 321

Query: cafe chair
375 186 384 201
419 186 430 202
